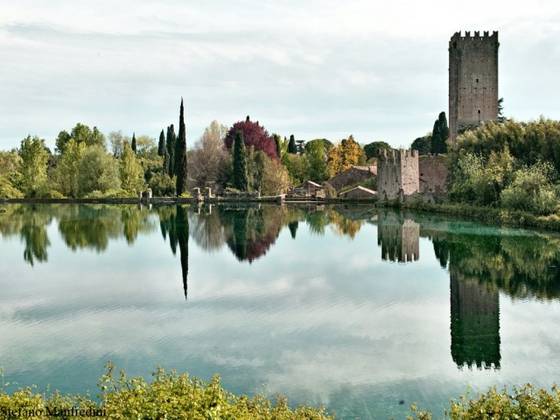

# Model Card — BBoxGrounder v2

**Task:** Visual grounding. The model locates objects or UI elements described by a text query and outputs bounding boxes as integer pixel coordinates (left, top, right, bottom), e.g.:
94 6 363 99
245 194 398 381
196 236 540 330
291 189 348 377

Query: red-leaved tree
224 116 278 160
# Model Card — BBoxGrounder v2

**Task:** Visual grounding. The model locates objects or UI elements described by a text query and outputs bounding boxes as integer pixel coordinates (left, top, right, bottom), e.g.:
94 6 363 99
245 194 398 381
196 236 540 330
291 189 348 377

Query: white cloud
0 0 559 149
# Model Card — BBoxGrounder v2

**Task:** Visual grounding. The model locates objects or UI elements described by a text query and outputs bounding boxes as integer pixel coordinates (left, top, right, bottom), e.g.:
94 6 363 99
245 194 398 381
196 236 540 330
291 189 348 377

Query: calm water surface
1 203 560 418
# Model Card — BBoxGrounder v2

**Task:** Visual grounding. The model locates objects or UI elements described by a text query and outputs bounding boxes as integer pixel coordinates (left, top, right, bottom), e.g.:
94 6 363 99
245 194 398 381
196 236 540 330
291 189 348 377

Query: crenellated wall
377 149 419 201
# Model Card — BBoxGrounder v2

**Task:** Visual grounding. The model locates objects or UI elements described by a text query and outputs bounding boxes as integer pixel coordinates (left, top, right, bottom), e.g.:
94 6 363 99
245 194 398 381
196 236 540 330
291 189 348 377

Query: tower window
476 78 479 83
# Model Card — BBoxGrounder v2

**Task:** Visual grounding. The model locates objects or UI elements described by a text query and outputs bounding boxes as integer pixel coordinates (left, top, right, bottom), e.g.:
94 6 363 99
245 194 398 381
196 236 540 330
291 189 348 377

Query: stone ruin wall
377 149 419 201
419 155 449 195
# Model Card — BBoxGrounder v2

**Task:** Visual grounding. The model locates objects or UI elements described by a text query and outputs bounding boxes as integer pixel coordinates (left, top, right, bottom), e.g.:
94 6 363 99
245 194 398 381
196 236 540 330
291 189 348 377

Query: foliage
52 139 86 198
411 134 432 155
224 116 278 160
19 136 50 197
131 133 137 153
78 146 121 197
282 153 309 185
287 134 297 154
260 154 291 195
157 130 166 156
305 140 329 182
56 123 105 154
431 111 449 154
501 162 557 215
119 142 144 194
327 135 365 177
453 118 560 174
232 131 249 191
363 140 391 160
305 139 333 154
166 124 177 177
0 176 23 198
449 149 515 206
189 120 230 189
0 364 332 419
0 151 23 197
441 385 560 420
175 99 188 196
147 172 176 196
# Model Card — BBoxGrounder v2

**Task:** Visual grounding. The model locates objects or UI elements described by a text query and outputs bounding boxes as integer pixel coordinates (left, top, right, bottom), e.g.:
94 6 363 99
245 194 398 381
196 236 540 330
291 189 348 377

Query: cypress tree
232 131 248 191
131 133 137 153
175 98 188 196
166 124 176 176
158 129 166 156
288 134 297 154
431 111 449 154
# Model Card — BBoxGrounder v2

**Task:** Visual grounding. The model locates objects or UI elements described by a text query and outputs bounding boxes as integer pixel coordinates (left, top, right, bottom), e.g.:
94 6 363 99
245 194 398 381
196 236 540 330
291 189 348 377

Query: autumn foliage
224 116 278 160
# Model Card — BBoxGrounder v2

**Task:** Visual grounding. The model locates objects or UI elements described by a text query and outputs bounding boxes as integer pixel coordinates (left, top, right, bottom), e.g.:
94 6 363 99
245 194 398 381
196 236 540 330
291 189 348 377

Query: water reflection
1 203 560 374
377 211 420 262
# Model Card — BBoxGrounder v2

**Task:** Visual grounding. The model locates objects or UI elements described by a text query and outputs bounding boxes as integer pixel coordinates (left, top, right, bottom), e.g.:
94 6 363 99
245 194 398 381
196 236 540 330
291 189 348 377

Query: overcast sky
1 0 559 150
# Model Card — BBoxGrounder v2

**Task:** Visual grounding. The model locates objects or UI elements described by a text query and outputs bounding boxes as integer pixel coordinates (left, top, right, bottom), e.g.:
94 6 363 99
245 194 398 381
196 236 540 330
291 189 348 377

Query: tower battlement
450 30 498 42
449 30 499 141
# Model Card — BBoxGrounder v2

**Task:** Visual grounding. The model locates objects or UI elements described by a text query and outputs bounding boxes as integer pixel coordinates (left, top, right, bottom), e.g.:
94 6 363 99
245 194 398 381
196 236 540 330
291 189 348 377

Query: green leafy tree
53 139 87 197
232 131 248 191
363 141 391 160
411 134 432 155
19 136 49 196
0 151 23 198
78 146 121 196
56 123 105 154
288 134 297 154
175 99 188 196
501 162 557 215
120 141 145 194
305 140 329 182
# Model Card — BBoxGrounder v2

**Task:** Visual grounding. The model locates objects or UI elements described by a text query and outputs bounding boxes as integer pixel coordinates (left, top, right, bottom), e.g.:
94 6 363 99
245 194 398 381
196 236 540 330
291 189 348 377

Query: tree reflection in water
2 203 560 368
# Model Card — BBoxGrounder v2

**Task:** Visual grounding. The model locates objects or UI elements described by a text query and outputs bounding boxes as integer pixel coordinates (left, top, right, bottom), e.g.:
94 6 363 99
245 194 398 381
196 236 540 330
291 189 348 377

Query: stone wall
377 149 419 201
449 31 499 141
419 155 449 195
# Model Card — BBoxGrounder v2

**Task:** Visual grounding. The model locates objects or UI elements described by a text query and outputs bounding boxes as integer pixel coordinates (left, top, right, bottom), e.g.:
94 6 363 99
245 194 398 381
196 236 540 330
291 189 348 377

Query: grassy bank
386 200 560 232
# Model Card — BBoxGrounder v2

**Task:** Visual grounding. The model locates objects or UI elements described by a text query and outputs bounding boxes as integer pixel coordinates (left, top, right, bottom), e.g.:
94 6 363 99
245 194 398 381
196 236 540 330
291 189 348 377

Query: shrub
0 365 332 419
501 162 557 215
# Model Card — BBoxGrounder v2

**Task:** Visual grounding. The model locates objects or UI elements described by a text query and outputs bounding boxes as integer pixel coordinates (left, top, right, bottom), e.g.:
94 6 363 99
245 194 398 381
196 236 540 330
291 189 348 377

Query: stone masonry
377 149 419 201
449 31 499 141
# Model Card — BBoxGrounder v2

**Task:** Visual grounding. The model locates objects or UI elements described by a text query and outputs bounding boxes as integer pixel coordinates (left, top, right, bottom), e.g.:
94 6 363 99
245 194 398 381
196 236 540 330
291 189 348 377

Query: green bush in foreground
410 385 560 419
0 364 332 419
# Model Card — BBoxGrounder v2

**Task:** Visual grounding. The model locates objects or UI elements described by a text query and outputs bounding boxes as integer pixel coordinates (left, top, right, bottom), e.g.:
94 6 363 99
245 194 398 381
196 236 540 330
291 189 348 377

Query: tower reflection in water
377 210 501 369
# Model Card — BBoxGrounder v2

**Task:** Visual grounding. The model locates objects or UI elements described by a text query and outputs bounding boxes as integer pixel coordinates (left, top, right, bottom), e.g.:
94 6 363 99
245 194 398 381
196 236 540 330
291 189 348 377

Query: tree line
0 101 395 200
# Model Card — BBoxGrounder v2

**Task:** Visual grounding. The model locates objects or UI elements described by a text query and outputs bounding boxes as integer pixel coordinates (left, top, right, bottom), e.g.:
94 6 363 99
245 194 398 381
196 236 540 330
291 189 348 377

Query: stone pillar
192 187 203 201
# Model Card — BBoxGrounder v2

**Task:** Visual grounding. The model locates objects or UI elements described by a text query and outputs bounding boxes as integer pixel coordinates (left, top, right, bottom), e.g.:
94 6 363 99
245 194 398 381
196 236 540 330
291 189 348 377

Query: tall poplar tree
232 131 248 191
175 98 188 196
158 130 166 156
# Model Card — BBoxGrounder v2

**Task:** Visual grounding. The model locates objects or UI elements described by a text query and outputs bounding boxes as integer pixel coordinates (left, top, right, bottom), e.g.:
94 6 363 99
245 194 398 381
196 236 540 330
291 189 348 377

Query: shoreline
3 197 560 233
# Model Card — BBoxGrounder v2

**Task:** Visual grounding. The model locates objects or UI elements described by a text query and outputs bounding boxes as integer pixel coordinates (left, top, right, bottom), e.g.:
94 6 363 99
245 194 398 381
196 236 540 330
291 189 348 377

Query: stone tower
449 31 499 141
377 149 419 201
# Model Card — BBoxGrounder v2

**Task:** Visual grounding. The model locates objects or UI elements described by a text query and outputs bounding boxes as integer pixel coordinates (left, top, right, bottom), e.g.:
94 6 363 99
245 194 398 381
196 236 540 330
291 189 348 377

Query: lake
1 203 560 418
